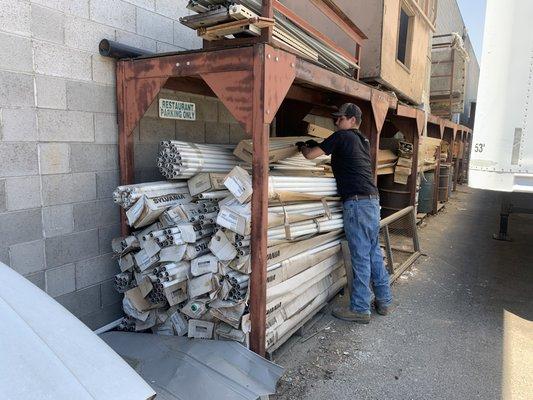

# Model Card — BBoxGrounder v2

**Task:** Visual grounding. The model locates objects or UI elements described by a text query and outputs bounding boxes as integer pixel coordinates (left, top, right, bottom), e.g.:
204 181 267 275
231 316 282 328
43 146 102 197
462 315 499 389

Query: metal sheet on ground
101 332 284 400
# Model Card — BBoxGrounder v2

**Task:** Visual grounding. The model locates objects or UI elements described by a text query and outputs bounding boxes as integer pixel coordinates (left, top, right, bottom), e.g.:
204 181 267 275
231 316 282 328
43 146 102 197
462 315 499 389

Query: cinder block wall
0 0 248 329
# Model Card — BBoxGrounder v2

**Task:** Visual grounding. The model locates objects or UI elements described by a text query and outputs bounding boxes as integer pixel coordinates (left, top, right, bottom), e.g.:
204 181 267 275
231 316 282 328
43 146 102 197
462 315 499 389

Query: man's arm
301 145 325 160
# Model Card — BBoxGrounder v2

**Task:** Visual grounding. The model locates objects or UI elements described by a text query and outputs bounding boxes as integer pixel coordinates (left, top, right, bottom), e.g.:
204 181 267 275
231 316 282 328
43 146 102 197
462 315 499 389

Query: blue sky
456 0 487 59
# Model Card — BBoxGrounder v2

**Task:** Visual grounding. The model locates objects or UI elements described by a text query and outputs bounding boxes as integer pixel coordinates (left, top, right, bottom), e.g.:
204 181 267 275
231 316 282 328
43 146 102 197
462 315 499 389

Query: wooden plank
198 17 275 40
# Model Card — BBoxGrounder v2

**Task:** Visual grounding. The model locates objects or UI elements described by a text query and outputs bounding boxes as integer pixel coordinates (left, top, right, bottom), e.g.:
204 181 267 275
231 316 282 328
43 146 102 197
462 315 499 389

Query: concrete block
230 123 248 144
46 263 76 297
127 0 156 10
35 75 67 109
0 179 6 212
25 271 46 291
70 144 118 172
42 204 74 238
0 32 33 72
37 109 94 142
45 229 99 268
0 143 39 177
42 172 96 206
34 41 92 81
92 55 116 85
65 0 90 18
218 104 238 124
115 30 157 53
90 0 136 32
0 71 35 107
94 113 118 144
195 97 218 122
0 107 38 142
0 209 43 247
205 122 230 144
175 120 206 143
31 4 65 43
156 42 184 53
75 253 118 289
100 278 121 307
39 143 70 175
96 170 119 199
66 81 116 113
5 176 41 211
134 168 163 183
0 0 31 36
156 0 189 20
30 0 89 18
9 239 46 276
79 301 123 330
73 199 120 231
56 285 101 317
98 224 120 255
137 9 173 43
173 20 202 50
144 99 159 118
134 142 159 169
65 17 116 52
139 117 175 143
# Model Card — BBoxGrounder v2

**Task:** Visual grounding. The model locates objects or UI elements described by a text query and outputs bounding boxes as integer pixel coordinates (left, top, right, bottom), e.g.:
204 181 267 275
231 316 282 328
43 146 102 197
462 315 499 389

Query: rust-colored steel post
117 61 134 236
250 45 269 356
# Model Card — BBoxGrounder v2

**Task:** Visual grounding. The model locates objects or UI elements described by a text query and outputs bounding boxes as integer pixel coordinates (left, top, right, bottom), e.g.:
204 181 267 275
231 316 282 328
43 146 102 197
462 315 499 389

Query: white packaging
188 172 227 196
133 249 159 272
216 204 251 236
223 166 252 204
180 299 208 319
139 237 161 258
159 245 187 263
118 253 135 272
187 319 214 339
191 254 219 276
169 311 188 336
188 273 215 299
208 230 238 261
183 237 211 260
162 279 188 306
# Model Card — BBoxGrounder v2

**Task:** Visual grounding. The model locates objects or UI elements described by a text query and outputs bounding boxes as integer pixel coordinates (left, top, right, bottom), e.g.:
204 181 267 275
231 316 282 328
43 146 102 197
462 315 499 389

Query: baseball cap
331 103 362 120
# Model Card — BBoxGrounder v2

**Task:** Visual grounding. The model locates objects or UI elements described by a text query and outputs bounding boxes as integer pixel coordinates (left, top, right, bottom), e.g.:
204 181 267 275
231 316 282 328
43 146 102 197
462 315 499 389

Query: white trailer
468 0 533 240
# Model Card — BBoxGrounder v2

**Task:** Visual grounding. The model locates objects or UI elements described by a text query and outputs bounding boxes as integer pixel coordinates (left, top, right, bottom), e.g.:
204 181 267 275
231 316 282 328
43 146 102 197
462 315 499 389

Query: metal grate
379 206 421 282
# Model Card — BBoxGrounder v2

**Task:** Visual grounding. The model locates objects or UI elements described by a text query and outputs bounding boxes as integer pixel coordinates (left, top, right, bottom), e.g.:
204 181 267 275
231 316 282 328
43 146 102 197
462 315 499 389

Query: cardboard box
209 230 237 261
187 172 227 196
223 166 252 204
162 279 188 306
187 319 214 339
216 200 251 236
191 254 219 276
169 311 188 336
188 273 215 299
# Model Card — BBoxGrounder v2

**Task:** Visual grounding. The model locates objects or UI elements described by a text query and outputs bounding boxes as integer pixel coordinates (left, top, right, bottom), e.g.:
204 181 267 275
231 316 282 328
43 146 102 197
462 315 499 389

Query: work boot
331 307 370 324
375 302 396 316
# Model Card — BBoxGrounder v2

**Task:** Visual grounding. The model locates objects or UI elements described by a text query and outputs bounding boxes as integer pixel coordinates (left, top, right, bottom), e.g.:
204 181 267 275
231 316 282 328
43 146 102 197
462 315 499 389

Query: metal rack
115 1 472 356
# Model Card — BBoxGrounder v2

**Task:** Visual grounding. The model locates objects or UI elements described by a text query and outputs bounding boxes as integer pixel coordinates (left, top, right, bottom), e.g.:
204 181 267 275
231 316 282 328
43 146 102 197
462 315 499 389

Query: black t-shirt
319 129 378 199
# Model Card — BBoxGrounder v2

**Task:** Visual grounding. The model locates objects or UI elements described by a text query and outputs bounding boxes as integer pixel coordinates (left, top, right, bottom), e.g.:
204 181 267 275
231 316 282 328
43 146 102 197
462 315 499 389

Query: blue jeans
343 198 392 314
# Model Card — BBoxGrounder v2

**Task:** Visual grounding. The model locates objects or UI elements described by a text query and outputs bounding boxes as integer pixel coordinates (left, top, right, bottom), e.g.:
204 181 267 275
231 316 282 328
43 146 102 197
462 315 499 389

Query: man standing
299 103 393 324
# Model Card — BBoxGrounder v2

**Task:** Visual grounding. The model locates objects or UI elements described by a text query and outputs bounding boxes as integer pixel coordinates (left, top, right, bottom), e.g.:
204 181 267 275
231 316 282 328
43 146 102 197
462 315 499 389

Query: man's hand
295 141 306 151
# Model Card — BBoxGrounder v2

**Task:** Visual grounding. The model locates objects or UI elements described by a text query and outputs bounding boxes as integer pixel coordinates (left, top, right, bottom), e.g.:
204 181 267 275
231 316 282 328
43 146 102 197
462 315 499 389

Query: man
299 103 393 324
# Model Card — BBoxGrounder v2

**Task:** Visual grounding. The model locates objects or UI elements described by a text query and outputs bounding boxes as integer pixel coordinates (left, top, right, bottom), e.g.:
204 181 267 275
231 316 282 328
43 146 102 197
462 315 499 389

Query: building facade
0 0 250 328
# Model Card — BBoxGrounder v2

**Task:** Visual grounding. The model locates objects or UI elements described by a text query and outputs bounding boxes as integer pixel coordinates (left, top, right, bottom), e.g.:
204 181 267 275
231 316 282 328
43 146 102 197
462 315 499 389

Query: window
397 7 412 67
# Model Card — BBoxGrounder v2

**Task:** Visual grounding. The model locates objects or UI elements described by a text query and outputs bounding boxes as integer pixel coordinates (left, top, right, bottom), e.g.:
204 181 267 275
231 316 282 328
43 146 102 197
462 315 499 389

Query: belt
344 194 379 201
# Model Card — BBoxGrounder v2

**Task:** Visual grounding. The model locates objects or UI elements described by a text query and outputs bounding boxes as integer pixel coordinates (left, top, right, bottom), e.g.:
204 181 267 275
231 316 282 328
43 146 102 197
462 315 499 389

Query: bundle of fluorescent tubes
111 139 347 351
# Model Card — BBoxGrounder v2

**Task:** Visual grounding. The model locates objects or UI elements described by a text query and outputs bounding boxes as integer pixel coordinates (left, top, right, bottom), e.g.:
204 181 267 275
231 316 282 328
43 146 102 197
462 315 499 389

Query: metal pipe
99 39 154 59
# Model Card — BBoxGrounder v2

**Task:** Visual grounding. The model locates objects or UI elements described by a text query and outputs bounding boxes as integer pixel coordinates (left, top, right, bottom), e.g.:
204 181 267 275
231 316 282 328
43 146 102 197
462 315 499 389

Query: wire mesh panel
379 206 420 282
